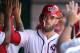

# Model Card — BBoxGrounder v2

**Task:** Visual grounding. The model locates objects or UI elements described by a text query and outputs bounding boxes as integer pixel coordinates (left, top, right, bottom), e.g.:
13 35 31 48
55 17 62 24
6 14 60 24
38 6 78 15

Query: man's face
42 14 61 32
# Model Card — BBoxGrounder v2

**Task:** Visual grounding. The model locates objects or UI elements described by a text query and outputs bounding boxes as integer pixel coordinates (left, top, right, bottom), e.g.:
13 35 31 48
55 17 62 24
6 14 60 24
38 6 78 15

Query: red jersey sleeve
0 44 7 53
10 31 21 45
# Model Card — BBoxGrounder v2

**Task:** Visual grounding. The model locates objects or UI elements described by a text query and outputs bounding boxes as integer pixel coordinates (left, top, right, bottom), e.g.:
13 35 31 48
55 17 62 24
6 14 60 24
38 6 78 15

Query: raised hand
66 1 79 26
3 0 13 17
12 0 24 31
12 0 21 17
2 0 13 44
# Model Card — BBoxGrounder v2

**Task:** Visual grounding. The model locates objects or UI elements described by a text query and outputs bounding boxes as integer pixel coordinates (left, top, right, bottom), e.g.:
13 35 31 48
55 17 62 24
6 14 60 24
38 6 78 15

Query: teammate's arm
13 0 24 31
10 0 24 45
57 1 80 53
0 0 24 46
3 0 12 45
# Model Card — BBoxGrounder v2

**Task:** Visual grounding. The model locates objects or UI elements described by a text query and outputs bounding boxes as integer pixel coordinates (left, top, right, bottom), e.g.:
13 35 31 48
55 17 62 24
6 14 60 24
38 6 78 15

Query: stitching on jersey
37 30 45 53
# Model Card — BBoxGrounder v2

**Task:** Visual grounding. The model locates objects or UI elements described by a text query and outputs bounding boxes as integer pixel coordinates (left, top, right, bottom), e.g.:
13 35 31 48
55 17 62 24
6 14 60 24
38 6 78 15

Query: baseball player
57 1 80 53
7 0 24 53
12 4 62 53
0 1 65 53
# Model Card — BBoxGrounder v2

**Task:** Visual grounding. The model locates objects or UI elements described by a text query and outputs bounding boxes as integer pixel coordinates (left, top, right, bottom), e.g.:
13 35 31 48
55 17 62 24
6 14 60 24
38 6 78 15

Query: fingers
20 2 22 9
14 0 19 7
12 0 21 11
66 1 78 13
3 0 21 8
69 1 72 10
12 0 22 17
75 3 78 13
9 0 13 8
3 0 14 17
66 4 69 12
17 0 19 7
70 1 74 10
72 1 74 9
65 1 79 25
3 0 13 8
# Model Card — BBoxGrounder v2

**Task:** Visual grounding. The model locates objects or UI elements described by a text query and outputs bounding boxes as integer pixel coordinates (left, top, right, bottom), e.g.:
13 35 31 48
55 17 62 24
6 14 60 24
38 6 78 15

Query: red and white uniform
0 16 20 53
0 4 61 53
8 29 59 53
7 16 20 53
0 26 6 53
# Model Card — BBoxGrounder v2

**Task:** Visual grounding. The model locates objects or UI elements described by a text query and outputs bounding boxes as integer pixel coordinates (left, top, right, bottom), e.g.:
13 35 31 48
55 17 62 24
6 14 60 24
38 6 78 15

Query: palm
66 1 79 25
3 0 13 16
13 0 21 17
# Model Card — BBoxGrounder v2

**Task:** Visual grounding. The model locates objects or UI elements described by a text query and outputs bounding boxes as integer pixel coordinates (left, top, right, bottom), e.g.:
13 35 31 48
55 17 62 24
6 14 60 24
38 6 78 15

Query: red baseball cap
42 4 61 17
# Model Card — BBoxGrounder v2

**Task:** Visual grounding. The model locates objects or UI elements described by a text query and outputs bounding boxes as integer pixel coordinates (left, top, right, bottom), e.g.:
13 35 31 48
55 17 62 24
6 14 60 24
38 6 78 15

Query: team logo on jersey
50 44 56 53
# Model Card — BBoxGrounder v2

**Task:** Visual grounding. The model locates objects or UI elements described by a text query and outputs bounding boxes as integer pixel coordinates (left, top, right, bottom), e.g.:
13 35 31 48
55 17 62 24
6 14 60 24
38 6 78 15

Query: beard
42 26 54 32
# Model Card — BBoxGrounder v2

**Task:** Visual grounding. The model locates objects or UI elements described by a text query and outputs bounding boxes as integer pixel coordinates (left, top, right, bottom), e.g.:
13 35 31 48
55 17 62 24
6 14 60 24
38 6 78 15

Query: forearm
57 25 72 53
3 15 11 44
15 15 24 31
60 25 72 43
0 31 21 45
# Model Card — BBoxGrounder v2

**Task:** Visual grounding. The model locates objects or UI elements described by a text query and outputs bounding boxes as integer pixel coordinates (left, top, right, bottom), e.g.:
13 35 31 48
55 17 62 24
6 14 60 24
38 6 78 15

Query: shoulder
23 29 37 35
24 29 36 33
20 29 38 37
55 32 59 37
52 32 59 39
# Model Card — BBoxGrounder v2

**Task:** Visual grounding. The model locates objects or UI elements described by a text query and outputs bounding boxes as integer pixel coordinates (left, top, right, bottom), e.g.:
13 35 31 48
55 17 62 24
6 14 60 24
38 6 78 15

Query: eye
55 16 63 20
50 16 61 20
56 18 61 19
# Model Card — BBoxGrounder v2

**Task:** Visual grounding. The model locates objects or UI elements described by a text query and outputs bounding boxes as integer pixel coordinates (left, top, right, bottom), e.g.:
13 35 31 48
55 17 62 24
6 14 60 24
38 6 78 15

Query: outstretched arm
0 0 25 46
12 0 24 31
3 0 12 45
57 1 79 53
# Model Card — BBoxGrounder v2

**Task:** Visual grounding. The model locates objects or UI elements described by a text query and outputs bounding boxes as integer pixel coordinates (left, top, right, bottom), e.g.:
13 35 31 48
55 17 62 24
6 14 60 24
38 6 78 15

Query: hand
3 0 13 17
12 0 22 17
66 1 79 26
12 0 24 31
2 0 13 44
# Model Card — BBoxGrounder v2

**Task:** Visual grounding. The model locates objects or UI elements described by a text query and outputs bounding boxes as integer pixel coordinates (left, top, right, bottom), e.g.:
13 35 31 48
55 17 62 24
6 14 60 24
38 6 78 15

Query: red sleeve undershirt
10 16 21 45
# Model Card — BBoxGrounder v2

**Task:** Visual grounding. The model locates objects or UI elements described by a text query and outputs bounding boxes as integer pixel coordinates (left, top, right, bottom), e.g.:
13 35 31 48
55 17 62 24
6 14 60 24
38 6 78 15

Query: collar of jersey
38 29 59 42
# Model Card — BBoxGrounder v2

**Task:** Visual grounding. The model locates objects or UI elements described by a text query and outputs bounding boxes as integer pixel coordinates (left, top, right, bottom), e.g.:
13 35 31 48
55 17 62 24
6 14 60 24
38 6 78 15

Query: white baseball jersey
0 32 5 45
7 15 21 53
0 29 59 53
60 38 80 53
18 29 59 53
7 43 20 53
0 15 22 53
0 32 20 53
